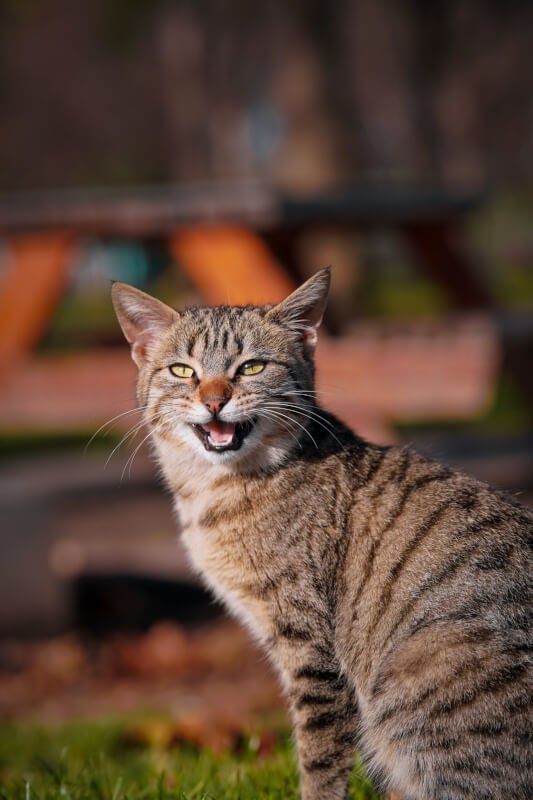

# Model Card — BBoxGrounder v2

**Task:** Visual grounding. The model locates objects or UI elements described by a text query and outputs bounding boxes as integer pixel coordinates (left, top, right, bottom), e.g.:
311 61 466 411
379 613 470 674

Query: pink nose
204 397 227 415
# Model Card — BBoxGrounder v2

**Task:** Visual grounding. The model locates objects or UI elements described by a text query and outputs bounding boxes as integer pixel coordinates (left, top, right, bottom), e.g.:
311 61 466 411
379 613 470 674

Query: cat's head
111 269 330 471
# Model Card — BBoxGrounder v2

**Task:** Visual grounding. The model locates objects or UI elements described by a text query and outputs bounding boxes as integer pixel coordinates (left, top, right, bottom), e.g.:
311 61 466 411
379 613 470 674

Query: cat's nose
204 396 227 416
199 379 233 416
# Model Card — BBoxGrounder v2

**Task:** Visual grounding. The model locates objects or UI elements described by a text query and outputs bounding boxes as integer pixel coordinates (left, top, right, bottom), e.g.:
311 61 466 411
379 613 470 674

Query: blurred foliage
0 430 121 459
395 371 531 438
40 291 121 351
495 267 533 310
469 190 533 311
358 265 448 318
96 0 156 50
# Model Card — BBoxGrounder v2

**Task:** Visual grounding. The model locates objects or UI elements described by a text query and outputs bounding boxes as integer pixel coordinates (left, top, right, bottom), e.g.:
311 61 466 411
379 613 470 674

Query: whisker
103 406 178 466
273 402 338 429
262 402 346 450
263 399 336 426
259 406 318 449
104 418 150 467
102 405 178 470
84 406 147 455
121 420 167 480
253 410 302 448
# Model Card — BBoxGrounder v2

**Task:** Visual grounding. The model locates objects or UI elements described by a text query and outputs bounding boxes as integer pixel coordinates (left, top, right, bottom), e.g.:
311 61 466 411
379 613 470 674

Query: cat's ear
266 267 330 347
111 282 178 368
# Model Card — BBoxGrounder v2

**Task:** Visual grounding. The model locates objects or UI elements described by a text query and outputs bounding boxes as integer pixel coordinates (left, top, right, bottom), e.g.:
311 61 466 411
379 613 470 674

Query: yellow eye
169 363 195 379
240 361 265 376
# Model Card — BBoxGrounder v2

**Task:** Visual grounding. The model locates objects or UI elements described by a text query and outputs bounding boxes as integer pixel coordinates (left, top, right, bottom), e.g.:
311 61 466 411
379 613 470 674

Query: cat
112 269 532 800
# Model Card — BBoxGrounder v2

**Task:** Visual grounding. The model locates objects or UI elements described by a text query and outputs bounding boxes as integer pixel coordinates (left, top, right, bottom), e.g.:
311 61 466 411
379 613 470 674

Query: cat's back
338 445 532 798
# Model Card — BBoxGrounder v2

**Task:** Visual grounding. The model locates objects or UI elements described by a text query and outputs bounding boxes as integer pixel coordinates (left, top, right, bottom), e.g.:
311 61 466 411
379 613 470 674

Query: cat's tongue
201 420 236 446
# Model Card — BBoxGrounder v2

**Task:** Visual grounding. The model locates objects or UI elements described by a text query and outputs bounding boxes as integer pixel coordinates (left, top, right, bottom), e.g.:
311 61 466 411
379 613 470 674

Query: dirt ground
0 618 284 746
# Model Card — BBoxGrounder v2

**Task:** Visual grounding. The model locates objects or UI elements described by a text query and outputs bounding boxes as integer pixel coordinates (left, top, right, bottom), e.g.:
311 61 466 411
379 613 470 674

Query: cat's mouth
191 419 255 452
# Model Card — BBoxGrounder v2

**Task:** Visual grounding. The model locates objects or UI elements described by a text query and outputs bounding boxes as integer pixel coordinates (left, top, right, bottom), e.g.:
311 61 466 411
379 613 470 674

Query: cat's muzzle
191 419 255 452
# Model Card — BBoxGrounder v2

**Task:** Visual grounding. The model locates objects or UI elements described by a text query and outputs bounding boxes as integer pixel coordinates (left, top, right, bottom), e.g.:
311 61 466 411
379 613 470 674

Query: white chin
165 420 293 473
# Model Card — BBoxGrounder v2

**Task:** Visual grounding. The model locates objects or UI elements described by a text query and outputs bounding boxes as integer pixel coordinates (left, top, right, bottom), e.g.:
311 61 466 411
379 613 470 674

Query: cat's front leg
275 642 359 800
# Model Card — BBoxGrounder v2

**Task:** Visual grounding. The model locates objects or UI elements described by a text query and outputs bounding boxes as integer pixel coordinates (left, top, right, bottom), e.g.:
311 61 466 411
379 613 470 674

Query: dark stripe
275 622 313 641
303 710 338 732
483 743 533 768
198 502 246 528
428 662 528 719
349 469 452 625
505 641 533 655
395 447 411 483
435 757 503 781
291 597 322 614
433 774 473 795
414 734 460 751
453 511 505 539
364 447 387 483
313 641 337 661
474 541 514 570
142 368 159 405
294 667 339 683
468 720 507 737
507 693 532 714
376 633 497 724
408 611 487 637
379 540 481 650
366 500 452 639
398 468 452 502
303 753 344 772
334 724 359 748
456 485 480 512
295 693 335 710
242 566 299 599
221 328 228 350
186 336 195 356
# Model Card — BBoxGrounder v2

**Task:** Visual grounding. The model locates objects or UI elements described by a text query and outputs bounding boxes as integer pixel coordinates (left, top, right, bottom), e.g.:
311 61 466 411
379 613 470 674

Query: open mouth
191 419 255 452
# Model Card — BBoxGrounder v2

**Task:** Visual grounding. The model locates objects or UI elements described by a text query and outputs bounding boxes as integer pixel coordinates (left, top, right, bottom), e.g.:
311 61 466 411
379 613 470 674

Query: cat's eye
169 363 195 379
238 361 265 376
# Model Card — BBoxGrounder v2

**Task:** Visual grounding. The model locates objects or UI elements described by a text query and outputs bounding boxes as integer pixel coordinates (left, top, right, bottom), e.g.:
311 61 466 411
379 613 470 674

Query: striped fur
112 271 532 800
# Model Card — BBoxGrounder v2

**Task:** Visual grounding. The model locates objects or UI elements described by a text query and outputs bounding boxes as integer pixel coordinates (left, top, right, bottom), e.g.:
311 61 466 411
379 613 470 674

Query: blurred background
0 0 532 776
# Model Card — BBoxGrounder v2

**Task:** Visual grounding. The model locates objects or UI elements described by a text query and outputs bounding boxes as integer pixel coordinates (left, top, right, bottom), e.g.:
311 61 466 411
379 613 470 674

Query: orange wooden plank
169 225 295 306
0 322 496 440
0 233 75 375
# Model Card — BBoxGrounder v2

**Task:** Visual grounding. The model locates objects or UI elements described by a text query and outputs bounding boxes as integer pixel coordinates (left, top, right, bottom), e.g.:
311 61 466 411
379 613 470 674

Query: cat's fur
112 269 532 800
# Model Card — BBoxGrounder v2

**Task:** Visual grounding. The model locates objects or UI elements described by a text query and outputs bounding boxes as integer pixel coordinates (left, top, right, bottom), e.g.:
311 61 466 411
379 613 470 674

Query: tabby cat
112 269 532 800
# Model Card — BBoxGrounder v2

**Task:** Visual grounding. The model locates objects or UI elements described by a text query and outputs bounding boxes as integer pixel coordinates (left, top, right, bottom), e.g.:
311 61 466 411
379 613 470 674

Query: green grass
0 720 379 800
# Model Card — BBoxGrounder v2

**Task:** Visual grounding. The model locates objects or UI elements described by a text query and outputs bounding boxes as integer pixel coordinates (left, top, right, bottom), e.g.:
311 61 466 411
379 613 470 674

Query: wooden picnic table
1 182 513 444
0 182 490 376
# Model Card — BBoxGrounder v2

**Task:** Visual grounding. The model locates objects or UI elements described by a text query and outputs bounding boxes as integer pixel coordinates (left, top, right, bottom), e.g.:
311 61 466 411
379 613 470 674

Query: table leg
0 232 75 378
169 225 295 306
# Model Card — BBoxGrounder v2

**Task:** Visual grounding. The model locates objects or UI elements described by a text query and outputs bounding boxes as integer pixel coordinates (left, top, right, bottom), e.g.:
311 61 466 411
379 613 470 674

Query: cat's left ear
266 267 330 348
111 282 178 368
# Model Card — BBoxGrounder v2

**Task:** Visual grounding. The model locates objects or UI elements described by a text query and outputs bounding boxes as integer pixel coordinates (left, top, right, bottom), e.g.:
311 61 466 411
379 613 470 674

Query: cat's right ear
266 267 330 348
111 282 178 368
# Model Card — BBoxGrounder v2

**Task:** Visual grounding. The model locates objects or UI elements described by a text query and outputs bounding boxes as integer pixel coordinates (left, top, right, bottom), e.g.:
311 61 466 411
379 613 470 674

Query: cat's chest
176 487 276 640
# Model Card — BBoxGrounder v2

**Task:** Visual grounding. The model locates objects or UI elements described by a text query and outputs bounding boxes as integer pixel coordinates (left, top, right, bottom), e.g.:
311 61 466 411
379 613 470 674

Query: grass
0 719 379 800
